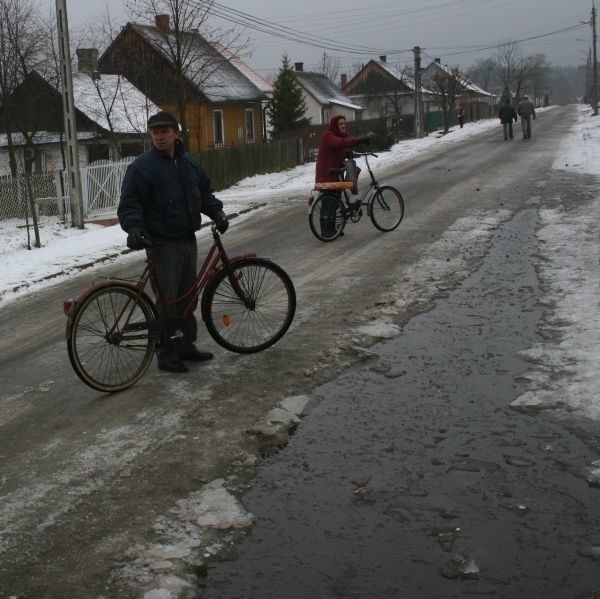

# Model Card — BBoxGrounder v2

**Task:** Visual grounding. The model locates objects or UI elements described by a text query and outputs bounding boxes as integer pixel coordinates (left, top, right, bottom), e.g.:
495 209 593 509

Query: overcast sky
42 0 593 75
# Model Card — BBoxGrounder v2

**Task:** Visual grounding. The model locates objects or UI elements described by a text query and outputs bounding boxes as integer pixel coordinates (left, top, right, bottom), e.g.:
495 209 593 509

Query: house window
120 142 144 158
213 110 224 146
88 144 110 164
33 148 45 173
245 108 255 143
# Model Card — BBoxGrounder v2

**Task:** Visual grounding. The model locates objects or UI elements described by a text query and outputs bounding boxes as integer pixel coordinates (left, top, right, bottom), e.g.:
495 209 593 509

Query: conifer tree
268 54 309 136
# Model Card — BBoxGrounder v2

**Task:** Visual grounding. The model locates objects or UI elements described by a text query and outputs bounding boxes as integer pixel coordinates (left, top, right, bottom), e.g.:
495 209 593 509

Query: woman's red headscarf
328 115 347 137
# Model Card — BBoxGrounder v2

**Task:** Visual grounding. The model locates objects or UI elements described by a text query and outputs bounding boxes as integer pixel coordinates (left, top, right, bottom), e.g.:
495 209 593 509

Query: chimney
434 57 441 64
340 73 348 89
379 55 387 63
76 48 99 74
155 14 170 30
294 62 303 72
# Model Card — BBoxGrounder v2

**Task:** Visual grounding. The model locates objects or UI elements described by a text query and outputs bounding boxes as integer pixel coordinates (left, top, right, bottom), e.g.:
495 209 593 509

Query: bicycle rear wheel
67 285 157 392
369 185 404 232
201 258 296 353
308 193 346 242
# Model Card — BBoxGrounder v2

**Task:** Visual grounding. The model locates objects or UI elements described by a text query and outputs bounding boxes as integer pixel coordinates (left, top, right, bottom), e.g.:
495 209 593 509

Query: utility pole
587 47 592 105
593 5 598 115
55 0 85 228
413 46 424 138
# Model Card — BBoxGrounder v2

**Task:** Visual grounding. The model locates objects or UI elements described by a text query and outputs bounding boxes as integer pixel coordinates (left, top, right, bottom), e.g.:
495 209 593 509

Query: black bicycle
308 151 404 242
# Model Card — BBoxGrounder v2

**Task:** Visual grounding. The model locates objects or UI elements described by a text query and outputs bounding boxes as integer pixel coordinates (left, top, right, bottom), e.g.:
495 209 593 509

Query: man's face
150 125 178 154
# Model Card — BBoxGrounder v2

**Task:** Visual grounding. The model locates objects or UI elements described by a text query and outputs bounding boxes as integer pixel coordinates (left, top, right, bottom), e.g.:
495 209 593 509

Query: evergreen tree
268 54 309 136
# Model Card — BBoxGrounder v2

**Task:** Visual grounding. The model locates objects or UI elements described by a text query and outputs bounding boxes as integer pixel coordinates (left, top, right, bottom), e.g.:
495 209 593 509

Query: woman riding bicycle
315 115 372 237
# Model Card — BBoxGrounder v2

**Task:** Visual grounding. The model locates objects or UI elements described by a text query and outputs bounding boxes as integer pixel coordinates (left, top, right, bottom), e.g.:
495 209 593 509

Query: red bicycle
64 226 296 392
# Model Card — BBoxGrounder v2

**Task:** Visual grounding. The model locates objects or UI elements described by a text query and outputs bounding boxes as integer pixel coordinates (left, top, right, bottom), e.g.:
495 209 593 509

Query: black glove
356 134 371 145
214 210 229 234
126 228 153 250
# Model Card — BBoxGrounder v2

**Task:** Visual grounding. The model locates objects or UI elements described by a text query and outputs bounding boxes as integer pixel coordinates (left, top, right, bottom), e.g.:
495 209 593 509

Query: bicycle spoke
202 259 295 353
68 286 156 392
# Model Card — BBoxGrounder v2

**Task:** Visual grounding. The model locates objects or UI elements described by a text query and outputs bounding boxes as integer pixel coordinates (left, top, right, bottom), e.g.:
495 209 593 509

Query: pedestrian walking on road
517 95 536 140
498 99 518 140
118 110 229 373
456 105 465 128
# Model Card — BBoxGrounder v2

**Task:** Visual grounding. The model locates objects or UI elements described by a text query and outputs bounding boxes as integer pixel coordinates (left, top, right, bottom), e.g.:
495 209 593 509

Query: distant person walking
498 99 518 140
517 95 536 140
456 105 465 128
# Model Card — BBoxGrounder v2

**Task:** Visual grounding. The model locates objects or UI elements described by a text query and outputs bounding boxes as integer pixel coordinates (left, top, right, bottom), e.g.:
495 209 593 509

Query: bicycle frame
64 226 256 332
311 152 381 214
349 152 380 200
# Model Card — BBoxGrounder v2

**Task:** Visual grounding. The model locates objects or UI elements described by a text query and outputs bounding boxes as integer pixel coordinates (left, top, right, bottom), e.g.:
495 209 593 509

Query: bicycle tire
369 185 405 232
67 284 157 392
308 193 346 242
201 258 296 354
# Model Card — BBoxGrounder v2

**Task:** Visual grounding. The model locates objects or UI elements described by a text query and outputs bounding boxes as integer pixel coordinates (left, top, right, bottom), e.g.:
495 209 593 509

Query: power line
425 23 588 58
191 0 588 65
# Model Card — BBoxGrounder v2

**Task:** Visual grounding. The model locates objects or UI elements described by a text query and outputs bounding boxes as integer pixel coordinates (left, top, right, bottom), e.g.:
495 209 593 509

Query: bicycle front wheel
308 193 346 242
201 258 296 353
67 285 157 392
369 185 404 232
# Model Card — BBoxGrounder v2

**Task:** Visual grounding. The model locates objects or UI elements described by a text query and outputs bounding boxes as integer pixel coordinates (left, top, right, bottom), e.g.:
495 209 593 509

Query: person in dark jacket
498 99 518 140
118 110 229 373
315 115 371 237
517 95 536 140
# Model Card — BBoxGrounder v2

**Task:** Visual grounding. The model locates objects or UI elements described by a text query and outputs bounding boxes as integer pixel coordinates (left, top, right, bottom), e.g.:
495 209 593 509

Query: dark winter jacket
118 139 223 240
517 99 536 119
498 104 517 124
315 116 358 183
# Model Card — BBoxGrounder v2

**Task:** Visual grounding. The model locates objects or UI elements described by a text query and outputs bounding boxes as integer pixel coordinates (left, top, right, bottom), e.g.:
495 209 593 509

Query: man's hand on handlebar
127 228 153 250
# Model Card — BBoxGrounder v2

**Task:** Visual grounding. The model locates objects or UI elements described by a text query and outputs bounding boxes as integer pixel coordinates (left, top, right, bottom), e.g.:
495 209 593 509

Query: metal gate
80 158 133 218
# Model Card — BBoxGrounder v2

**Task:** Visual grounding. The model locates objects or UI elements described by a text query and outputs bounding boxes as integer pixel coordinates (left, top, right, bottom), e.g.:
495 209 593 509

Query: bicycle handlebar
351 151 378 158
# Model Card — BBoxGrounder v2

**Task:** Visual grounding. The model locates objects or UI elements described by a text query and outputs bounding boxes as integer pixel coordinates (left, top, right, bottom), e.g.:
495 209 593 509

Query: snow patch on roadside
512 200 600 420
511 106 600 420
117 479 253 597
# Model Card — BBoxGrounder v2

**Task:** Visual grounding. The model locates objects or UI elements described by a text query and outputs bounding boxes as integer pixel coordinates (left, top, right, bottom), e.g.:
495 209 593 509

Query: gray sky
43 0 593 75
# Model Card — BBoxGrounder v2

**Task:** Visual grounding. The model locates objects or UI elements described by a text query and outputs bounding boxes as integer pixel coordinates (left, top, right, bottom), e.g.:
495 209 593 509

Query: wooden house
423 59 496 119
342 57 436 120
98 16 272 153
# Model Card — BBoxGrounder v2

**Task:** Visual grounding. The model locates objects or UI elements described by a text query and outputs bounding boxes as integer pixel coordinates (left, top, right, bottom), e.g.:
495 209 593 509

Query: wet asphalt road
2 107 599 597
200 209 600 598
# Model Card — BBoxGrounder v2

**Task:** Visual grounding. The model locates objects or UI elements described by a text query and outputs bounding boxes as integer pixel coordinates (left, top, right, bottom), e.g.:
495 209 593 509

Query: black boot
179 344 214 361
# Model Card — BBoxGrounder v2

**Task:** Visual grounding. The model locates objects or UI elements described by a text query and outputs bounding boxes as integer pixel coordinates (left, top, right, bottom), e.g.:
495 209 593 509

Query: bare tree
125 0 248 146
495 42 520 101
466 57 498 93
527 53 551 105
0 0 45 176
364 64 414 142
428 66 462 134
316 52 342 83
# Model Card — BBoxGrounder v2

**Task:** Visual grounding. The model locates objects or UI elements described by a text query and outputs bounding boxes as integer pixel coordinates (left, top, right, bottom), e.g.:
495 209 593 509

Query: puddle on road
200 209 600 599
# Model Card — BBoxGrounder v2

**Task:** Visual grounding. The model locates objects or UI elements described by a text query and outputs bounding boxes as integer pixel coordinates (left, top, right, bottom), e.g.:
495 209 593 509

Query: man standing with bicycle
118 110 229 373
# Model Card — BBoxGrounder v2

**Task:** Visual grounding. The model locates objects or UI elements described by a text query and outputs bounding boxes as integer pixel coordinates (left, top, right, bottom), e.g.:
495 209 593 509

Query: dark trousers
521 116 532 138
502 122 514 139
146 236 198 359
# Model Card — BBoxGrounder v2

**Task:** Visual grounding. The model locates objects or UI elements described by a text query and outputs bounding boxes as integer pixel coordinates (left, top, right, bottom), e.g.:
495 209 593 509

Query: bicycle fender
64 280 155 337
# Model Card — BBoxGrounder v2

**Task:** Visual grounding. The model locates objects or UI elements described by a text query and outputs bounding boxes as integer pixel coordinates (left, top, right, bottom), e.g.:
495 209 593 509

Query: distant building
292 62 363 124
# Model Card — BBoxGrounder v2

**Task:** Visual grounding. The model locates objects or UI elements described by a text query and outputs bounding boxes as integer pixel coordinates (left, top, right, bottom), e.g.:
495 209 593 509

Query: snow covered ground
2 105 600 426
